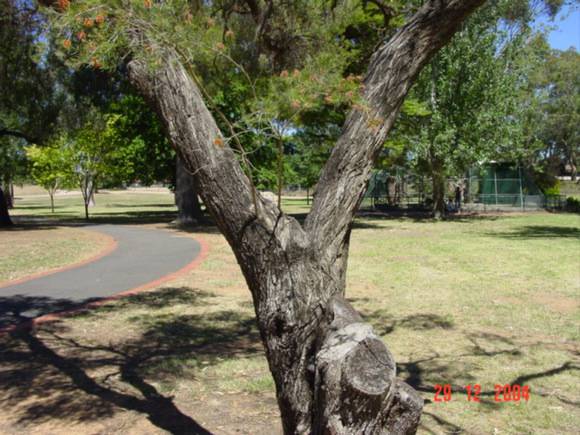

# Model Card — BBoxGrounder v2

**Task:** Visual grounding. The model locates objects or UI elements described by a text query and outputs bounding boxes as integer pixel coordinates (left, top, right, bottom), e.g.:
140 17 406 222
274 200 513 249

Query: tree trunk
432 172 446 219
569 149 577 182
50 192 55 213
127 1 485 432
0 186 12 226
3 177 13 209
175 155 204 225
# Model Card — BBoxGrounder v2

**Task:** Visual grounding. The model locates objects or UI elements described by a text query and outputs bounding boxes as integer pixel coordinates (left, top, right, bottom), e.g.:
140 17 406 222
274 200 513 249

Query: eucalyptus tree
41 0 488 432
0 0 54 224
537 48 580 180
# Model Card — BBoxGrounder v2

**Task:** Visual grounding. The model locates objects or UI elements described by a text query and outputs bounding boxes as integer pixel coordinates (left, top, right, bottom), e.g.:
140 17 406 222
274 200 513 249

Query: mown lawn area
0 226 111 283
0 192 578 434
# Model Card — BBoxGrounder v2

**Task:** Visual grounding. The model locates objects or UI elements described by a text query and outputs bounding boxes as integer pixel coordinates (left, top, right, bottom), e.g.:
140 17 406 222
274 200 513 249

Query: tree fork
124 1 486 432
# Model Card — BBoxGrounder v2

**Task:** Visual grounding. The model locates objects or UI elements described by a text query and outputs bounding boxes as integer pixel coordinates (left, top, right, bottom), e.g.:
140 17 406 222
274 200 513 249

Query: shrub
565 196 580 213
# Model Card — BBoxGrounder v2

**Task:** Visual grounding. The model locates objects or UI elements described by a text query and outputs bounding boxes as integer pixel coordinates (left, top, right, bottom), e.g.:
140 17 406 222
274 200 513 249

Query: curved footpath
0 225 203 330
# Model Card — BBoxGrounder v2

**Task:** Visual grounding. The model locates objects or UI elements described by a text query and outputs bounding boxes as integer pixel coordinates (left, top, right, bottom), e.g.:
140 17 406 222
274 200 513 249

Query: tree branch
305 0 486 261
126 54 310 278
0 128 36 143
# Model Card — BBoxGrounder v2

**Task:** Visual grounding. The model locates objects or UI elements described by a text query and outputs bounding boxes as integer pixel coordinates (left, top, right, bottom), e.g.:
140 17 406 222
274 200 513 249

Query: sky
534 4 579 50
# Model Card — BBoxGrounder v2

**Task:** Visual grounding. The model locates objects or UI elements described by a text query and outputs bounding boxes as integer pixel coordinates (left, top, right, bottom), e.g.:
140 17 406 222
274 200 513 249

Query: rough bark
126 1 485 432
0 186 13 226
175 155 205 225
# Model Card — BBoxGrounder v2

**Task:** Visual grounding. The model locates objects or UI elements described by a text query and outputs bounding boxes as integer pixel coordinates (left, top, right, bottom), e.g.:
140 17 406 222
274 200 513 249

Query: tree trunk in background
432 172 446 219
570 149 577 181
175 155 204 225
0 186 13 226
2 177 13 209
128 1 485 432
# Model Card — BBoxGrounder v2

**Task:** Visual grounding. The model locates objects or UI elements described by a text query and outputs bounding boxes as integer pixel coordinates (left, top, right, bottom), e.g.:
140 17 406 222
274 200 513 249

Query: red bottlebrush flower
57 0 70 11
91 57 101 69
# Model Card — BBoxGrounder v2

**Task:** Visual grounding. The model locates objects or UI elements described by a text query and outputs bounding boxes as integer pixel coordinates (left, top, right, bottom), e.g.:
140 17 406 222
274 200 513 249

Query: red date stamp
433 384 530 403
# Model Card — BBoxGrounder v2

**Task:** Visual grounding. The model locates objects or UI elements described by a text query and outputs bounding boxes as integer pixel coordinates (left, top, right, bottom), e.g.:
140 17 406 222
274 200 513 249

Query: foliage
1 1 55 140
536 48 580 178
26 141 69 210
565 195 580 212
103 95 175 187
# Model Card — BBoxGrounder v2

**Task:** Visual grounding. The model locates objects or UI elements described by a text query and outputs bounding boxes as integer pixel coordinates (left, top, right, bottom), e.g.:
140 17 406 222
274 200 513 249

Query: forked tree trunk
175 155 205 225
127 1 485 432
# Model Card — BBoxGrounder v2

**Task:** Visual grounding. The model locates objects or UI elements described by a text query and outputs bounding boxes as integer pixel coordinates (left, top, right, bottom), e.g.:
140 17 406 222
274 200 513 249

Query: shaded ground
1 193 579 434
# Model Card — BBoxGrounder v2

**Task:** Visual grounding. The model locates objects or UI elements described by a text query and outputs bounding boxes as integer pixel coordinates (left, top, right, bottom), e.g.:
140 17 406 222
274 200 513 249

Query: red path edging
1 233 210 335
0 232 119 290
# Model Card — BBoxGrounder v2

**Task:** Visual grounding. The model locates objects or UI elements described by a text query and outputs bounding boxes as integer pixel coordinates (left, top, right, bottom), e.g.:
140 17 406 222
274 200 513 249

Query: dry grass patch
0 226 111 282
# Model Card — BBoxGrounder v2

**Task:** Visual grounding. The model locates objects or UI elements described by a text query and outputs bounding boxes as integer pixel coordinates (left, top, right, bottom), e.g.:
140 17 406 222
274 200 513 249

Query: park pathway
0 225 202 329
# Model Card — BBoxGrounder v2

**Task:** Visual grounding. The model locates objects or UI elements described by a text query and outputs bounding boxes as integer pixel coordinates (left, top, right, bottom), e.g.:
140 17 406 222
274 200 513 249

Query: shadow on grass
2 287 578 434
488 225 580 239
0 287 262 434
360 307 580 431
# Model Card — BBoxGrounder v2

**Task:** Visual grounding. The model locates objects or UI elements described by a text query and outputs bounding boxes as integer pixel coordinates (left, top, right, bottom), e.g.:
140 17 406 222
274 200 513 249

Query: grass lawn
0 226 112 283
0 191 578 434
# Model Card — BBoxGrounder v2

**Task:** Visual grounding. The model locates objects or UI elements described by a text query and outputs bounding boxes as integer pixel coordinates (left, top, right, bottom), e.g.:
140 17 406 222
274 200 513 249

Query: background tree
59 114 118 220
26 141 69 212
394 4 536 217
536 48 580 180
0 0 62 224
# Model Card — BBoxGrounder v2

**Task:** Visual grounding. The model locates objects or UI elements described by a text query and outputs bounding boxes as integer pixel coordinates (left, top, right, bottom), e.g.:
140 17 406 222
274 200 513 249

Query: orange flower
213 137 224 147
144 0 153 9
95 15 105 25
77 31 87 41
279 70 289 78
62 39 72 49
57 0 70 11
83 18 94 28
292 69 300 78
91 57 101 69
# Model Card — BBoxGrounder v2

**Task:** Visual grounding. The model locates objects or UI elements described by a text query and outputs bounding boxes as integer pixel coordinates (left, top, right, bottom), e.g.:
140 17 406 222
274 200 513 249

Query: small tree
26 141 68 212
61 115 116 220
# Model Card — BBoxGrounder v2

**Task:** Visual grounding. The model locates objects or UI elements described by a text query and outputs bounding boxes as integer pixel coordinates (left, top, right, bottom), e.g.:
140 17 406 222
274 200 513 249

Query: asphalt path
0 225 201 329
